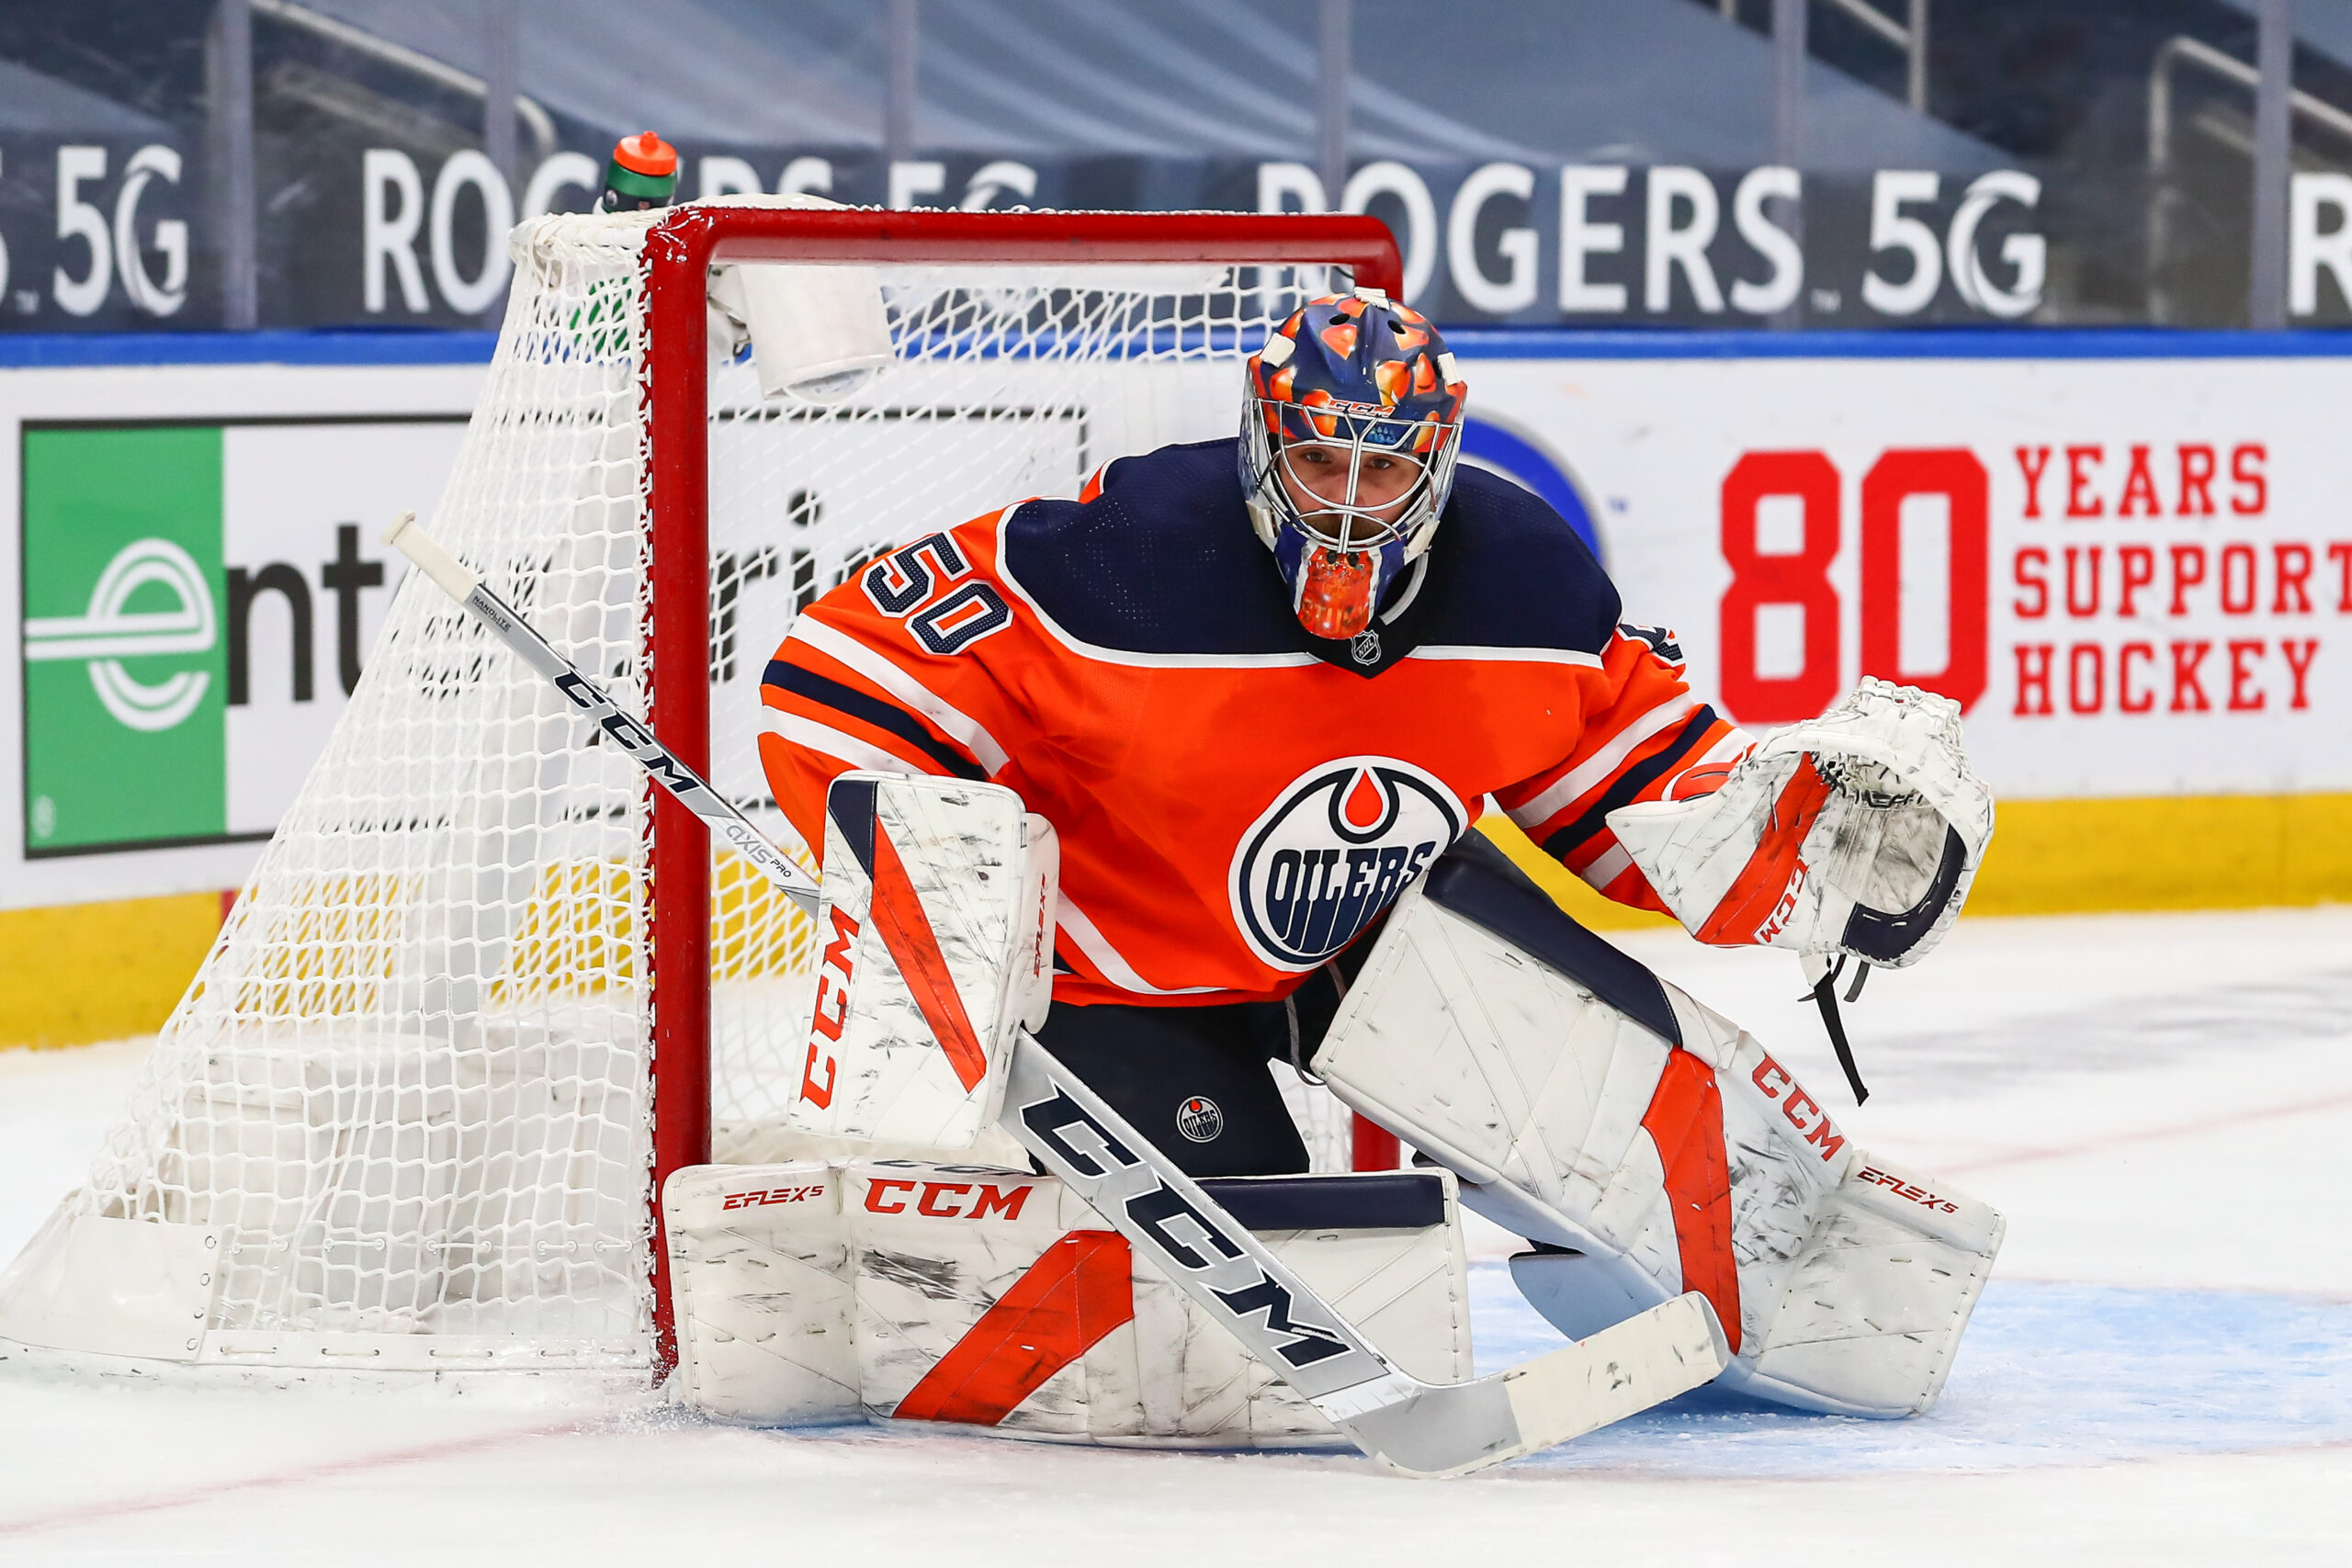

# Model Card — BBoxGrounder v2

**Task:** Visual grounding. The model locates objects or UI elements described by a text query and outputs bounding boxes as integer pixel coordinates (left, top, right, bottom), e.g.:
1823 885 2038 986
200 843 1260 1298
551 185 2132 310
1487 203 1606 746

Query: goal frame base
0 1335 660 1404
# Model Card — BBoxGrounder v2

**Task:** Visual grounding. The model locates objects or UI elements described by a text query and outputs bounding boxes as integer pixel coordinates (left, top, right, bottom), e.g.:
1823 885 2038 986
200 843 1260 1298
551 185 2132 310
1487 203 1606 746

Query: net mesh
57 206 1362 1369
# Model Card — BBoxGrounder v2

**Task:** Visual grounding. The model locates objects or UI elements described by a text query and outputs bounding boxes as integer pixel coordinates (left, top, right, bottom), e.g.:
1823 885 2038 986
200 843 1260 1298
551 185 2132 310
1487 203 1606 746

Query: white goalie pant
1312 832 2005 1418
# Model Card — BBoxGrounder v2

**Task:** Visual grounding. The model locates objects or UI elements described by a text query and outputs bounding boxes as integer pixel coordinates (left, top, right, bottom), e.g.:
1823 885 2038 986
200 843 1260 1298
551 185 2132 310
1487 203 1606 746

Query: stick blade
1497 1290 1730 1458
1346 1291 1731 1479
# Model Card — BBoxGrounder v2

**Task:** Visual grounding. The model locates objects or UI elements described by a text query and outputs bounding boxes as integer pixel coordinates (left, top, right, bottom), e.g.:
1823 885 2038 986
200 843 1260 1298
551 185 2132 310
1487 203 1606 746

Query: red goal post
639 208 1408 1368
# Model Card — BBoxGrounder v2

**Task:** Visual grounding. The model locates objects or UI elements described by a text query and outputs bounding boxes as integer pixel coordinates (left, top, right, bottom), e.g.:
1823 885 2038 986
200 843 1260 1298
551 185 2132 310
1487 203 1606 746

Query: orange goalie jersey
759 438 1746 1010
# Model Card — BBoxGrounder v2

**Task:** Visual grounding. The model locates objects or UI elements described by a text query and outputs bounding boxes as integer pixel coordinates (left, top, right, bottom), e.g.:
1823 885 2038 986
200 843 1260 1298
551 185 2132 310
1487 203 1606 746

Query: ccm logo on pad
1753 862 1807 945
721 1185 826 1211
865 1179 1035 1221
800 905 861 1111
1750 1053 1847 1161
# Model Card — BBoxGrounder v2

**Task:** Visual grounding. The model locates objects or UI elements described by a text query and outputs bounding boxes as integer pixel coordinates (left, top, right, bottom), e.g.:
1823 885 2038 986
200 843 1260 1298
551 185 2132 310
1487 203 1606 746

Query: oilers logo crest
1175 1096 1224 1143
1229 757 1464 969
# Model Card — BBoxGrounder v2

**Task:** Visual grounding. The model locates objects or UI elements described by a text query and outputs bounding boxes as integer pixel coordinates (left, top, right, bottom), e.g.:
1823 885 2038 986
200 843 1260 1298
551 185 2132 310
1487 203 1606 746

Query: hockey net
5 203 1400 1380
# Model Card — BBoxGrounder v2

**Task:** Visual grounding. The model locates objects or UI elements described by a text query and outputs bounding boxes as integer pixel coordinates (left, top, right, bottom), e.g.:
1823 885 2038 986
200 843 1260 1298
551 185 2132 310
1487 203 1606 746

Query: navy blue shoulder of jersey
997 436 1620 668
998 439 1300 654
1409 465 1622 656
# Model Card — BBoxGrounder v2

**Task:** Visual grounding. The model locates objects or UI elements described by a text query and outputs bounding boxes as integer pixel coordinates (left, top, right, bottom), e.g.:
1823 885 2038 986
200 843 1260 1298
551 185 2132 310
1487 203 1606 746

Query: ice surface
1474 1267 2352 1476
3 909 2348 1564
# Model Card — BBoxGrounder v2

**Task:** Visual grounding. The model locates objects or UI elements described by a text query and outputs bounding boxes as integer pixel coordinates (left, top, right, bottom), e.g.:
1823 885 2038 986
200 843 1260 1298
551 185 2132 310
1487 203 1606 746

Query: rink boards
2 330 2350 1046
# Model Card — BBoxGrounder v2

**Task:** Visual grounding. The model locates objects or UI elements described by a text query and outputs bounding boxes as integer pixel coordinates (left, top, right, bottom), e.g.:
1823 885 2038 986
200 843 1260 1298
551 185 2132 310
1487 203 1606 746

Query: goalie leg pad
665 1160 1473 1445
853 1162 1472 1446
664 1162 860 1426
1312 834 2003 1418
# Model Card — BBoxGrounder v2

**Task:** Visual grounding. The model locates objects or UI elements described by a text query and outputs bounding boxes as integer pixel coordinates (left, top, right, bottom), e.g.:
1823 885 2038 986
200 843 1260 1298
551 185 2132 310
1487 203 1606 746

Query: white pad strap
786 773 1056 1149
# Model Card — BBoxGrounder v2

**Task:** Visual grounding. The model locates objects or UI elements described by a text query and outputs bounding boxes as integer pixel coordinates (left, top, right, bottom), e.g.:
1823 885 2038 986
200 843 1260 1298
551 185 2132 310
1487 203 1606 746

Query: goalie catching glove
1607 677 1994 971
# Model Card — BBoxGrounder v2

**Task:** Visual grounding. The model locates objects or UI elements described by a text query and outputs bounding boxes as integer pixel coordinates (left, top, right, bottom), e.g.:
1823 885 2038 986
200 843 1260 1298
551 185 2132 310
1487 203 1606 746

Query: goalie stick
384 512 820 916
998 1038 1729 1475
386 513 1731 1477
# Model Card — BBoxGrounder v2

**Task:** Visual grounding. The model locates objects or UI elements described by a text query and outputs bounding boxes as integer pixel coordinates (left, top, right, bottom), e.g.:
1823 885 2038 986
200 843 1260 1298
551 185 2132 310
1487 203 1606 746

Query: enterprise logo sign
17 418 462 855
25 536 219 732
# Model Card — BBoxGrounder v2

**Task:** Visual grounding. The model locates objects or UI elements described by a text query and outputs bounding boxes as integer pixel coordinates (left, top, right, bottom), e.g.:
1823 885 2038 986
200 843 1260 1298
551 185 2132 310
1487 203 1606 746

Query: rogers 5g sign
1258 162 2045 326
349 147 2050 328
0 141 191 324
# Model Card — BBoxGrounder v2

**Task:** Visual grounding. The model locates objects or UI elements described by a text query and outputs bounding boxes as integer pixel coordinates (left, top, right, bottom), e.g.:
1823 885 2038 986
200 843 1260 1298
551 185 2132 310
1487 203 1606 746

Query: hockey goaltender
665 287 2004 1467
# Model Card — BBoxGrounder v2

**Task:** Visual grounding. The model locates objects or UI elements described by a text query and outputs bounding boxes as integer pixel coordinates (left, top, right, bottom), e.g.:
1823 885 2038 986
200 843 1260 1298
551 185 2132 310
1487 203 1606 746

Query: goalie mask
1239 291 1467 641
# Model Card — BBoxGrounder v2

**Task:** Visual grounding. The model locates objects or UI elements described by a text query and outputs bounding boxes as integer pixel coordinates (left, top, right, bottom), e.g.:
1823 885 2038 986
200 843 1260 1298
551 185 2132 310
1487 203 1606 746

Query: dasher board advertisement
20 418 472 855
6 334 2350 914
1 356 483 908
1461 342 2352 800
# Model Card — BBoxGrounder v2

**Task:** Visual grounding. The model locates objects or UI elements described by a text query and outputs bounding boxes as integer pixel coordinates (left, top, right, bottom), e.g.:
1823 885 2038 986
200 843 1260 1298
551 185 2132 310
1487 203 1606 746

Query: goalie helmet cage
0 203 1406 1386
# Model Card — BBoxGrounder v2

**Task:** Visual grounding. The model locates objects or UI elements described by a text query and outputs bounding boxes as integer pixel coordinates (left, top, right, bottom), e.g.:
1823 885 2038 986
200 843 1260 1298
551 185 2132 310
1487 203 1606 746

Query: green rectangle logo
22 425 228 853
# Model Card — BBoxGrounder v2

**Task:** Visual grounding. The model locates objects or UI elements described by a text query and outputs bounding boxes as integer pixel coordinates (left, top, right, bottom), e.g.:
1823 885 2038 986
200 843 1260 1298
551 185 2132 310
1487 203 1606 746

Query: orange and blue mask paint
1239 290 1468 642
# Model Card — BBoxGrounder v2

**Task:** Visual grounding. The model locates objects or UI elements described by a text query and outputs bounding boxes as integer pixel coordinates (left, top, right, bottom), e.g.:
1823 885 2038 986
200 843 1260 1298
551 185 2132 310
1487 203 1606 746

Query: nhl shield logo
1175 1096 1224 1143
1229 757 1464 970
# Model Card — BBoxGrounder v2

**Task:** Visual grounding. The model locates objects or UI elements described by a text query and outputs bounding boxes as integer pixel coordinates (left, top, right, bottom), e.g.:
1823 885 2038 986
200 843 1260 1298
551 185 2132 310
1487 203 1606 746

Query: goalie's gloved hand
1604 677 1995 970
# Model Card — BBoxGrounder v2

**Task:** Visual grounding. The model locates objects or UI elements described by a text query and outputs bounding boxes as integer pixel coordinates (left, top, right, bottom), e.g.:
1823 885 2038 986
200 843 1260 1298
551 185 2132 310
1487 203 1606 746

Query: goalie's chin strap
1807 956 1871 1106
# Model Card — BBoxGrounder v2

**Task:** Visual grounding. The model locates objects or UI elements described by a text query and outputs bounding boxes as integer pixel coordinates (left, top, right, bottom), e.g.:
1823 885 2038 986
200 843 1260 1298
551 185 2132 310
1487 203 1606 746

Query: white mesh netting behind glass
51 208 1361 1370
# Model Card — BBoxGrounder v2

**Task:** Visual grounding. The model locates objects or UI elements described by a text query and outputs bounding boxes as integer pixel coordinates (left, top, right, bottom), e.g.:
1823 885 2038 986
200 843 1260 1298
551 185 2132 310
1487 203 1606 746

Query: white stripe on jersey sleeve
1054 895 1224 998
760 710 922 777
786 615 1012 774
1507 694 1699 834
1679 726 1760 777
1577 842 1635 891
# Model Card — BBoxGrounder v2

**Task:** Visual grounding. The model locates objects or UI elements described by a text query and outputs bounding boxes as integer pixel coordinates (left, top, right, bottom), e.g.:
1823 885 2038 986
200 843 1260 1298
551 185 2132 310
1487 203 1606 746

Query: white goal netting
17 206 1361 1376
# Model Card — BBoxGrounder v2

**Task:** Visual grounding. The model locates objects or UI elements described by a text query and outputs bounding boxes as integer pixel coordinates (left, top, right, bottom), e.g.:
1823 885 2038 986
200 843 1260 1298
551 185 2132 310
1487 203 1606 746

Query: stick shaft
999 1029 1724 1476
998 1033 1422 1424
386 513 820 913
